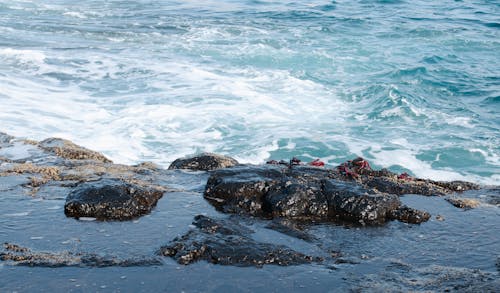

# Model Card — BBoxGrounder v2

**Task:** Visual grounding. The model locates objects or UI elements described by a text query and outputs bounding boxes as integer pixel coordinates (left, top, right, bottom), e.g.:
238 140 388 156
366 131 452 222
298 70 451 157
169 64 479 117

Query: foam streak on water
0 0 499 184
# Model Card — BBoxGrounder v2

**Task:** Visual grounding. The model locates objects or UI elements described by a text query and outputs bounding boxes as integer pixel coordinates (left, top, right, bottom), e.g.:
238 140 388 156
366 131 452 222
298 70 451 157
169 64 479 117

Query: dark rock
39 138 112 163
333 157 479 195
204 165 283 216
362 176 449 196
1 243 162 267
388 205 431 224
204 165 429 225
265 220 316 242
64 178 164 220
159 215 320 266
168 153 238 171
266 182 329 219
323 179 401 224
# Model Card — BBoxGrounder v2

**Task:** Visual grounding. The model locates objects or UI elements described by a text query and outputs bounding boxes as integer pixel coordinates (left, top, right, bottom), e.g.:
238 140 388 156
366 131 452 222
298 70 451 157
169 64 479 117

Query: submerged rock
354 264 500 292
168 153 238 171
1 243 161 267
204 165 429 224
159 215 320 266
445 197 481 209
64 178 164 220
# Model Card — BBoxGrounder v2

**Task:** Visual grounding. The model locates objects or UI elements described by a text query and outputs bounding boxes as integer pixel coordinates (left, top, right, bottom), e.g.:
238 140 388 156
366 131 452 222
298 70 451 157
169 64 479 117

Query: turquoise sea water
0 0 499 184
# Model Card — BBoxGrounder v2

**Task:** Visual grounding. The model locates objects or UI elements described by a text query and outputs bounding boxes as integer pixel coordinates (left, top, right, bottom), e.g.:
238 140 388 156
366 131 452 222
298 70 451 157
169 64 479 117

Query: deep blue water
0 0 499 183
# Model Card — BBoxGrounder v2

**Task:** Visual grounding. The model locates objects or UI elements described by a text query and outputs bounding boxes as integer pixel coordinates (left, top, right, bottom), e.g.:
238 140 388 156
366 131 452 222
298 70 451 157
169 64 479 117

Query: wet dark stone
362 176 449 196
159 215 320 267
323 179 401 224
432 180 481 192
168 153 239 171
204 165 428 225
64 178 164 220
334 157 479 195
204 165 283 216
388 205 431 224
266 182 329 219
265 220 316 242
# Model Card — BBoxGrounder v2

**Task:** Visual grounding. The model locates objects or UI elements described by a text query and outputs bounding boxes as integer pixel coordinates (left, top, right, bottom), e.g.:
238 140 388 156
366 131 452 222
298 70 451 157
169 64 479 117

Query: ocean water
0 0 499 184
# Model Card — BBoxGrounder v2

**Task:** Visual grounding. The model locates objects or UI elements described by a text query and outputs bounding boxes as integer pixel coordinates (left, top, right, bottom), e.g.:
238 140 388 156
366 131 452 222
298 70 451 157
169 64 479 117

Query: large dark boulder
204 165 430 224
159 215 320 266
64 178 164 220
168 153 238 171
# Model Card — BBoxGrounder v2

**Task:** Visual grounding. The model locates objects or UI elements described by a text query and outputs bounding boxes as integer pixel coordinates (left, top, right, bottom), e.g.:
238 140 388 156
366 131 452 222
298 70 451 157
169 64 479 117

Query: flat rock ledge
204 165 435 225
159 215 321 267
445 197 481 209
1 243 161 267
65 178 164 220
168 152 239 171
39 137 112 163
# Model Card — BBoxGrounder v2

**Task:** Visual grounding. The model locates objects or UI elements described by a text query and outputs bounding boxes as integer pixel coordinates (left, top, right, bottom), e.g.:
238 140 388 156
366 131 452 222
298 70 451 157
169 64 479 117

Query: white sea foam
4 212 30 217
63 11 87 19
0 48 46 65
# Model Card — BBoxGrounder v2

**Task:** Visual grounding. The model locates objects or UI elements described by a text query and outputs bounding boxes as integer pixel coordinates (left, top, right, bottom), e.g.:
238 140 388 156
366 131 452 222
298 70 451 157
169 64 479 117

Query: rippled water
0 0 499 184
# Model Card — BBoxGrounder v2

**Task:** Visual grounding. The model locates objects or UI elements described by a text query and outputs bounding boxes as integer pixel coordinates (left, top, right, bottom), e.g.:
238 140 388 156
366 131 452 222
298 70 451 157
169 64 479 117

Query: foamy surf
0 0 498 186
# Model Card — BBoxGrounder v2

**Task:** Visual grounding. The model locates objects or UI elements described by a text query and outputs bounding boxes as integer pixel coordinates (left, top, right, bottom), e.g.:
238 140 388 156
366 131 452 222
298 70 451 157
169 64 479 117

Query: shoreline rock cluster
0 132 494 268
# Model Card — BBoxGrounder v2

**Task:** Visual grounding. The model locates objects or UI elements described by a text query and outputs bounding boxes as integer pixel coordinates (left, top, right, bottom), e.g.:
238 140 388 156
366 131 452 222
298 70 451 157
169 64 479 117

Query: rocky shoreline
0 132 498 274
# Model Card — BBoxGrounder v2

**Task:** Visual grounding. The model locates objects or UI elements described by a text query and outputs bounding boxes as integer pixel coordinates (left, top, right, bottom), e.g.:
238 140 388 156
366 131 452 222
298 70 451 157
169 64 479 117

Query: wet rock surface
388 205 431 224
1 243 162 267
64 178 165 220
159 215 321 266
168 152 239 171
204 165 433 224
336 157 480 195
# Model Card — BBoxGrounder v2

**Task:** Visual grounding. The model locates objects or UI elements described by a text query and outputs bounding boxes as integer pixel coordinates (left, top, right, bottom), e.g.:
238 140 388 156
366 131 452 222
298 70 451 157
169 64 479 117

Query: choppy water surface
0 0 498 184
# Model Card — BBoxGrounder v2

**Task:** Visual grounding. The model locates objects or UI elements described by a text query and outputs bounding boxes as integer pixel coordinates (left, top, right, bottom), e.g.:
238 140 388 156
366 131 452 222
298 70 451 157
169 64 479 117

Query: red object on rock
352 157 371 170
337 163 359 178
309 159 325 167
397 172 411 180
